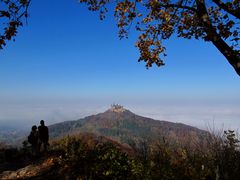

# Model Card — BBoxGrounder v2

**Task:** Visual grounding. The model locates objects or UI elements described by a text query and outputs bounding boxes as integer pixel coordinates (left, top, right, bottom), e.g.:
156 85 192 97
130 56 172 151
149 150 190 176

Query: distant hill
49 105 208 147
0 126 27 146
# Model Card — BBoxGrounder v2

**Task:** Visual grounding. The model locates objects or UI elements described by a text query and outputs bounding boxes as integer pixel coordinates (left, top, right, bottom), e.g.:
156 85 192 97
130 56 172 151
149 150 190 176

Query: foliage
1 1 239 75
130 138 215 180
29 129 240 179
79 0 240 75
119 130 240 179
52 135 142 179
1 130 240 179
215 130 240 179
0 0 31 49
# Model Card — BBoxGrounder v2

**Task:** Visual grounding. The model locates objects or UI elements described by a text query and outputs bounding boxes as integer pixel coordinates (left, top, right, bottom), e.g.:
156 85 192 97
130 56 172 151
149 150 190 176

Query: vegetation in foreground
0 130 240 179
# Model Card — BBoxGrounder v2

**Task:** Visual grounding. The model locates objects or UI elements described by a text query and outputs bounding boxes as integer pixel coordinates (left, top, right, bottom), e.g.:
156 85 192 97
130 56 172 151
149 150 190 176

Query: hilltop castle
110 104 125 113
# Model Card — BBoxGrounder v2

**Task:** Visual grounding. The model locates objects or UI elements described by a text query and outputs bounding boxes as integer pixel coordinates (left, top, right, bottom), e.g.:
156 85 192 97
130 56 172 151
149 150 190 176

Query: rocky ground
0 155 60 179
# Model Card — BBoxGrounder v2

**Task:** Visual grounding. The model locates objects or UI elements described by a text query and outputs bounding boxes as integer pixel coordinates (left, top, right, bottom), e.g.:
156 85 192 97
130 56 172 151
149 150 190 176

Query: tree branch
17 0 32 21
212 0 240 19
159 3 197 13
196 0 240 76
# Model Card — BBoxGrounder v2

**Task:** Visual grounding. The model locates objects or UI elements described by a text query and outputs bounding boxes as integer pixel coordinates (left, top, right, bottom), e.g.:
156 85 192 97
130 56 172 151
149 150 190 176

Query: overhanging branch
212 0 240 19
159 3 197 13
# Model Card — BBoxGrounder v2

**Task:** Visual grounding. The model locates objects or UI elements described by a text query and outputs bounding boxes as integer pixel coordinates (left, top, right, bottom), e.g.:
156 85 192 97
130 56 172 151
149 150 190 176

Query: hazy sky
0 0 239 130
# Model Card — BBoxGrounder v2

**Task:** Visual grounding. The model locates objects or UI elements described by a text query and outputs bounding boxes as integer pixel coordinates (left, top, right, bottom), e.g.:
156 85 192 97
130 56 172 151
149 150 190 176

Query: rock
0 156 58 179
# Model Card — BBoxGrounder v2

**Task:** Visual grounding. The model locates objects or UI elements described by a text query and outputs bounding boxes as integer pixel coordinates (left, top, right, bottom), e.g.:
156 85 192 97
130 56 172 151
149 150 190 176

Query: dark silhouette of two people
28 120 49 157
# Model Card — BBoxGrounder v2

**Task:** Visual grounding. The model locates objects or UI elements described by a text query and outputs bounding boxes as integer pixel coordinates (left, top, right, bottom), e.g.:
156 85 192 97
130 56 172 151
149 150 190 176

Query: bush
52 135 142 179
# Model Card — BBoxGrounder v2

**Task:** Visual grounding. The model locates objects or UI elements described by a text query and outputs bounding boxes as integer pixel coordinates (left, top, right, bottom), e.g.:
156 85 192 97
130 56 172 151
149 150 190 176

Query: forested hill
49 105 208 146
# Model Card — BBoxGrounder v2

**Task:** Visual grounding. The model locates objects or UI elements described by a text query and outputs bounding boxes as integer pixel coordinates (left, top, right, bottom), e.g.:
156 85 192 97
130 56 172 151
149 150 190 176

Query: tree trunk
211 35 240 76
196 0 240 76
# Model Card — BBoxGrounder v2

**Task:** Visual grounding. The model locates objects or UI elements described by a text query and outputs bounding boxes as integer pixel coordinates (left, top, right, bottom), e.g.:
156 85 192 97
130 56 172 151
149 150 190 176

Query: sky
0 0 239 131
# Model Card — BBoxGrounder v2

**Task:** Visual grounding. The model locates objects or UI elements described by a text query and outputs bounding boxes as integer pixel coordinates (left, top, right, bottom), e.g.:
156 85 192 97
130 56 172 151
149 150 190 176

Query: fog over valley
1 96 239 131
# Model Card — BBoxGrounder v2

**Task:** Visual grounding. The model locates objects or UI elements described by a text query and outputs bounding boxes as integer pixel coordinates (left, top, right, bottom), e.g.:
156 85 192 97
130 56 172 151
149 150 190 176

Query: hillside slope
49 105 207 146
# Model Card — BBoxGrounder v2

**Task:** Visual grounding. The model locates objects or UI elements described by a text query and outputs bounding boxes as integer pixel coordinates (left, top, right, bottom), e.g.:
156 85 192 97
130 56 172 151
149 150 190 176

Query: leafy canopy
0 0 239 75
0 0 31 49
79 0 240 75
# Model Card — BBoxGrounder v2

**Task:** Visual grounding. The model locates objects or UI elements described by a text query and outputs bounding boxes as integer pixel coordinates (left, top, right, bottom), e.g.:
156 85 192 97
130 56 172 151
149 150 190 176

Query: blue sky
0 0 239 130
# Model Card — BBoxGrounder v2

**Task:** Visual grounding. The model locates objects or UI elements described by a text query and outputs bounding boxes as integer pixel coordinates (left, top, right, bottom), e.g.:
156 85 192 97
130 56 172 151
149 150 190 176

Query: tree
79 0 240 76
0 0 31 49
1 0 239 76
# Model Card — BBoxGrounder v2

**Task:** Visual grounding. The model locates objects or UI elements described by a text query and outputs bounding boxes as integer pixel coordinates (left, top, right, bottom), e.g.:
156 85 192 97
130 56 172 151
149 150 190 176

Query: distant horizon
0 0 239 133
0 100 239 132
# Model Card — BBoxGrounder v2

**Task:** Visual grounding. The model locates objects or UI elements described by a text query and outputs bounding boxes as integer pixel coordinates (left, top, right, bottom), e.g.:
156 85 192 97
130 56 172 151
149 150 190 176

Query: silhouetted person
38 120 49 152
28 125 39 156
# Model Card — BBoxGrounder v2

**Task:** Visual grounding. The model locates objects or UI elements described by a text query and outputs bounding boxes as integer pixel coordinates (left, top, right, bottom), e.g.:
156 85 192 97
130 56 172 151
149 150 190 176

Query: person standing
28 125 39 157
38 120 49 152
